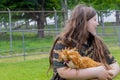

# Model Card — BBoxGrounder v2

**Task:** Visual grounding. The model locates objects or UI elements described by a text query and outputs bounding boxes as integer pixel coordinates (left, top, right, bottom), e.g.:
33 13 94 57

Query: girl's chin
90 32 97 36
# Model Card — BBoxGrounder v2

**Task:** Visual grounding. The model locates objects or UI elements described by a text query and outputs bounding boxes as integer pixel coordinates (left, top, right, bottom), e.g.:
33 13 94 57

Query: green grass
97 25 120 33
0 32 54 55
0 56 52 80
0 58 52 80
0 26 120 55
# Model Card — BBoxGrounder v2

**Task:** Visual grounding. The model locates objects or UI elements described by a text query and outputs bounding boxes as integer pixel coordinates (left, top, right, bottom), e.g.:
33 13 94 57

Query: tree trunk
61 0 68 27
37 12 45 38
116 11 120 25
37 0 45 38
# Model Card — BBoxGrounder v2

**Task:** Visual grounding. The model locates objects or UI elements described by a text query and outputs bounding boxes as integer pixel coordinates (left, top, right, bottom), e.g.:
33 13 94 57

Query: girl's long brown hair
48 4 110 71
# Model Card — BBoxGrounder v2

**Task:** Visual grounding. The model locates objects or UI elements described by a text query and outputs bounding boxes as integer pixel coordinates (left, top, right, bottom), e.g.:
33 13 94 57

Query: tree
0 0 61 38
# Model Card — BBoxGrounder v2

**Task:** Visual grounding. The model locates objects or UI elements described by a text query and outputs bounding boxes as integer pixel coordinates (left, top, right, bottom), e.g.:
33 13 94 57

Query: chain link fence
0 10 120 59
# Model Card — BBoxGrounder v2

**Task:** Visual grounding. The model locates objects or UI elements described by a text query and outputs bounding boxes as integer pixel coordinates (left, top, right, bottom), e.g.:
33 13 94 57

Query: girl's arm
108 62 120 79
57 66 112 80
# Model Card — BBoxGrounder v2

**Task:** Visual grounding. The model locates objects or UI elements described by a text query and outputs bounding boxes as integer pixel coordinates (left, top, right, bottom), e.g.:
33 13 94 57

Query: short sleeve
105 50 116 65
52 40 68 68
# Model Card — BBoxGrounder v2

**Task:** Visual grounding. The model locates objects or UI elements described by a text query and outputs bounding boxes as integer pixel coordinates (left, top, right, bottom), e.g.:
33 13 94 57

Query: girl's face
87 15 99 35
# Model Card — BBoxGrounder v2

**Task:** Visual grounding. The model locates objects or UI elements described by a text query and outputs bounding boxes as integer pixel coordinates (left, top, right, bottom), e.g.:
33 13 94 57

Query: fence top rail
0 28 62 32
0 10 65 13
0 10 120 12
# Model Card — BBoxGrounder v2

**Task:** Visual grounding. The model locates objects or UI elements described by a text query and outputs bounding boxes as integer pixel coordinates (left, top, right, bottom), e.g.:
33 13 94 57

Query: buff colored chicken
57 48 102 69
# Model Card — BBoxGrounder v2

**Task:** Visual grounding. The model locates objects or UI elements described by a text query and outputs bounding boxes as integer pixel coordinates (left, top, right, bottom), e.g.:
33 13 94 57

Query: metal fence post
101 12 105 35
22 31 26 60
53 8 58 35
7 8 12 54
118 26 120 47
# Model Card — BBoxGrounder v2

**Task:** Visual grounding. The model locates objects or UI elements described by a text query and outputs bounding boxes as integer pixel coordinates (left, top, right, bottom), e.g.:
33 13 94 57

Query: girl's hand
107 69 117 79
107 62 120 79
95 66 113 80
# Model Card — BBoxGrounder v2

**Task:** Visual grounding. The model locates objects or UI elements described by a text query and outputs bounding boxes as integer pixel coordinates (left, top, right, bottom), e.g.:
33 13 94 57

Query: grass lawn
0 54 52 80
0 48 120 80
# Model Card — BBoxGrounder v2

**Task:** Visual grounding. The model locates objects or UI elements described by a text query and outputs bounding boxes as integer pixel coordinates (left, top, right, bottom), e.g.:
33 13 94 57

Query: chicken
56 48 102 69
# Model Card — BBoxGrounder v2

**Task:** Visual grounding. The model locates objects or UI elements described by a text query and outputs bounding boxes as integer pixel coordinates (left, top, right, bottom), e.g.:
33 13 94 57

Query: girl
48 4 120 80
